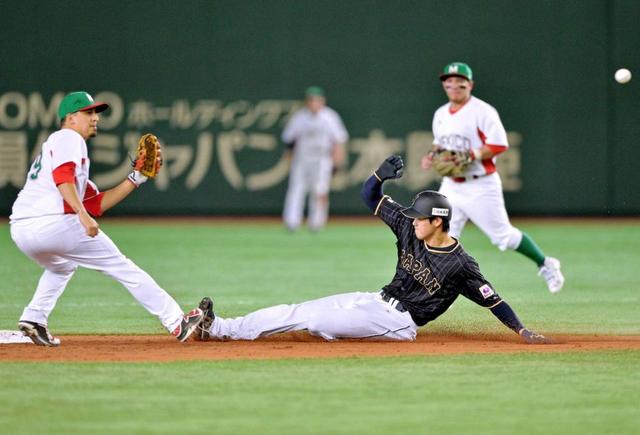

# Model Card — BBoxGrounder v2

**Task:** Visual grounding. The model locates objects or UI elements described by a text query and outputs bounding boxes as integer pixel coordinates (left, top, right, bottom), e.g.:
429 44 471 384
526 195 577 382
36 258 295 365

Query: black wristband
490 301 525 333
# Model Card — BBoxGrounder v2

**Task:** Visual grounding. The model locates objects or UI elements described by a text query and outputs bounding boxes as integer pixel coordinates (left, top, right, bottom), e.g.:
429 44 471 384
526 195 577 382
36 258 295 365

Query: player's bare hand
155 143 163 174
519 328 551 344
421 153 434 170
375 155 404 181
79 211 99 237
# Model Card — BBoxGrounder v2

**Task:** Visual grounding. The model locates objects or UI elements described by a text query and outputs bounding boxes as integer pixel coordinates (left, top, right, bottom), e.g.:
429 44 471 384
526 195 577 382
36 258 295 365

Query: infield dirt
2 333 639 362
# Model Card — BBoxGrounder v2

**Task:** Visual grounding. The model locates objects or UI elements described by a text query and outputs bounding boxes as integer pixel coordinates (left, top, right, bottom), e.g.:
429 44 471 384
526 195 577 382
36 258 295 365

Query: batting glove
127 170 148 187
375 155 404 181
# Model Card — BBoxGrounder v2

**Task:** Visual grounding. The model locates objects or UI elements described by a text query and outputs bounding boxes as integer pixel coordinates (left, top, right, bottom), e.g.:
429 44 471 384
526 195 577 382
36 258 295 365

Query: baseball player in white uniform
9 91 203 346
422 63 564 293
282 86 348 231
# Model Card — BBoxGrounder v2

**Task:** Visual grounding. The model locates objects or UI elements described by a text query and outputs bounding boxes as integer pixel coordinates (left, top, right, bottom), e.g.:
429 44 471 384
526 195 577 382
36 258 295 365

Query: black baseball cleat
18 320 61 346
172 308 204 342
193 297 215 341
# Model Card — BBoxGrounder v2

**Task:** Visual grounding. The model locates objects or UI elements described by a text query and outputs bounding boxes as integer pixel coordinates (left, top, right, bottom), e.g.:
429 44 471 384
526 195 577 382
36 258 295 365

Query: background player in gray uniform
281 86 348 231
194 156 548 344
423 62 564 293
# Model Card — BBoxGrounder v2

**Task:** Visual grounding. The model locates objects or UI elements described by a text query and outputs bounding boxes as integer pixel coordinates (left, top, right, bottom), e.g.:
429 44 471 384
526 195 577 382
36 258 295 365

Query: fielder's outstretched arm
100 178 139 212
96 135 163 214
79 172 151 218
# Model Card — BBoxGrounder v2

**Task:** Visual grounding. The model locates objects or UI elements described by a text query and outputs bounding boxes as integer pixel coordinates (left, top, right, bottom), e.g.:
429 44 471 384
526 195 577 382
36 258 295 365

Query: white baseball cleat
538 257 564 293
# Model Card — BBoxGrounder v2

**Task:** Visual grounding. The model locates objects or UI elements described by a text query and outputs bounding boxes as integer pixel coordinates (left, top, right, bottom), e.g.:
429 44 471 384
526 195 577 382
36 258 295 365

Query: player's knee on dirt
490 227 522 251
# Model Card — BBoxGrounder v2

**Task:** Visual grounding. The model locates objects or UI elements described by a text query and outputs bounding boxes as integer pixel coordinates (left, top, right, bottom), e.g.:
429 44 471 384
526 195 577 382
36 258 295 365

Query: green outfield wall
1 0 638 216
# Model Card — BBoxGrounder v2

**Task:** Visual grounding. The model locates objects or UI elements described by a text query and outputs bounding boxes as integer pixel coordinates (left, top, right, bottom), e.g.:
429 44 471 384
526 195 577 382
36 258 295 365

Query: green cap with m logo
440 62 473 81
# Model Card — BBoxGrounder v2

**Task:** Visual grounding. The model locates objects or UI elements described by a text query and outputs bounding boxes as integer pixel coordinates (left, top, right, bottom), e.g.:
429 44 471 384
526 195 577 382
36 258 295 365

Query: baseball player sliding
9 91 203 346
193 156 548 344
423 62 564 293
282 86 348 231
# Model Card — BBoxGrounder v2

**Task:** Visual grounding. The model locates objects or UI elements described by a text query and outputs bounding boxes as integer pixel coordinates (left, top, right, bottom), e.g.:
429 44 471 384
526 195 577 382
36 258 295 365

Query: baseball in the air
615 68 632 84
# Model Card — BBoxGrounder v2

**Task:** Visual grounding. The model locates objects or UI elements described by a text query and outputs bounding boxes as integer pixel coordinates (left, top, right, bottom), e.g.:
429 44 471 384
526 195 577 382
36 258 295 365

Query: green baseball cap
58 91 109 120
305 86 325 97
440 62 473 81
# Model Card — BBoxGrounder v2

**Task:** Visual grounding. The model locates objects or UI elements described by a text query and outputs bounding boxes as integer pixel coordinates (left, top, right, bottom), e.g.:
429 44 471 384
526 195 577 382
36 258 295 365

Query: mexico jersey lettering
10 129 90 221
432 96 508 177
282 106 348 162
375 195 502 326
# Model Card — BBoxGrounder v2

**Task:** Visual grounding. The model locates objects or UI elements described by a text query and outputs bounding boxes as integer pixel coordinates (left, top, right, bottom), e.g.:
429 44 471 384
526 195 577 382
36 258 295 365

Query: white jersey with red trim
10 125 188 338
432 95 508 177
10 129 90 222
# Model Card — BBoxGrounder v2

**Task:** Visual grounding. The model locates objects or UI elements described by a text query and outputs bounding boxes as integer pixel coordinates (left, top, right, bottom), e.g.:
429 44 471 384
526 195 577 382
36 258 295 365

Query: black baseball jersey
375 195 502 326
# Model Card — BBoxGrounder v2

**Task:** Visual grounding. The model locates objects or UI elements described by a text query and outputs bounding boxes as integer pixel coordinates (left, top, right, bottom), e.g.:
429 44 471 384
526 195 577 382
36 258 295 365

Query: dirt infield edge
1 332 639 362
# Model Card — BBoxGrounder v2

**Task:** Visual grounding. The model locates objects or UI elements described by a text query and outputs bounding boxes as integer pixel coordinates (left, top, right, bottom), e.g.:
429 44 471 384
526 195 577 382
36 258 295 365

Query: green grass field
1 219 639 434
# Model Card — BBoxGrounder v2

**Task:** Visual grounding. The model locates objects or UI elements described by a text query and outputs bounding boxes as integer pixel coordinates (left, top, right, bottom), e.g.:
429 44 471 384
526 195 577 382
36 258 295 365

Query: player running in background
9 91 203 346
422 62 564 293
193 156 548 344
281 86 349 232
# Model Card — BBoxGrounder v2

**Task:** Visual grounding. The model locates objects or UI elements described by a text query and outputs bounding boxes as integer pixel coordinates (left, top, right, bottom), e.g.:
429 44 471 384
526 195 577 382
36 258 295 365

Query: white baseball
615 68 632 84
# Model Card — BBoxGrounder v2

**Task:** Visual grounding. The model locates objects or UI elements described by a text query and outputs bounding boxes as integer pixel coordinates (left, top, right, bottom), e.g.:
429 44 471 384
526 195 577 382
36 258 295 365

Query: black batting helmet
400 190 452 221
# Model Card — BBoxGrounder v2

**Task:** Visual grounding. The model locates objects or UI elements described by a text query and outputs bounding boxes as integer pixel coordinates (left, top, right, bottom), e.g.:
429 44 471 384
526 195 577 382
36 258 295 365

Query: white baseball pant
283 158 333 230
207 291 418 341
439 173 523 251
10 214 185 332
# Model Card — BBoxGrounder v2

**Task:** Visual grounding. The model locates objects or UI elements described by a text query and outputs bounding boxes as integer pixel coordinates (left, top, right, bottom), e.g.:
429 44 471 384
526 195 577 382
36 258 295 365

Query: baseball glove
133 133 163 178
431 149 473 177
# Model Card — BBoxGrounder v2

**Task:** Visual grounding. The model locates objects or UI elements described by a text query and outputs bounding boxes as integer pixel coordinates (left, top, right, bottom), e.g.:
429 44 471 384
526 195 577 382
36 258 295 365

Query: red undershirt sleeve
52 161 76 185
53 163 104 216
82 180 104 217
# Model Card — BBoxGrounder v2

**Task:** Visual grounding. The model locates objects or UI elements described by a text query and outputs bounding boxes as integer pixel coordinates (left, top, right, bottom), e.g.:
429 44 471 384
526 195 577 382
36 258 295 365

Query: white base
0 330 33 344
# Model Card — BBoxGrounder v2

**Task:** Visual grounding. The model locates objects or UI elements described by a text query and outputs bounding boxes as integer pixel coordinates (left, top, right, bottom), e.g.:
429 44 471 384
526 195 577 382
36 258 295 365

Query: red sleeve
52 162 76 185
477 128 508 157
486 144 507 156
82 180 104 217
